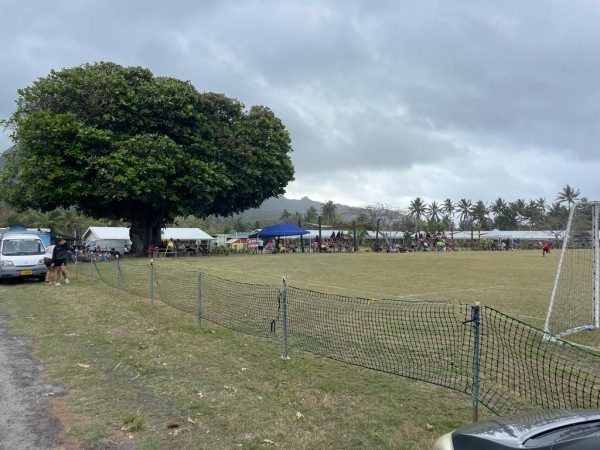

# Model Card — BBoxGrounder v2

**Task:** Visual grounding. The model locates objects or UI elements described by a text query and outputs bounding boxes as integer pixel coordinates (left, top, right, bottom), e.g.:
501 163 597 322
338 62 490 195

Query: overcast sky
1 0 599 209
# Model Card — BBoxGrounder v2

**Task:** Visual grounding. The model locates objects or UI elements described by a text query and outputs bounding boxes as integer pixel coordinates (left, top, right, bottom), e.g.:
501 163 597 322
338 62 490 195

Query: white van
0 232 47 282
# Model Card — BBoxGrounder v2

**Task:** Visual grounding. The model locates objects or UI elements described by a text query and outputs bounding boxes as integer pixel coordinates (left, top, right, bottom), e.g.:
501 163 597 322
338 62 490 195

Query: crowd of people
253 237 301 254
376 233 455 253
147 239 207 257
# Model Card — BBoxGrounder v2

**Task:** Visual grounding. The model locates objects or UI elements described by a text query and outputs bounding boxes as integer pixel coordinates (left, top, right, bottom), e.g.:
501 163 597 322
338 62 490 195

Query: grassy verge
0 250 571 448
0 275 482 449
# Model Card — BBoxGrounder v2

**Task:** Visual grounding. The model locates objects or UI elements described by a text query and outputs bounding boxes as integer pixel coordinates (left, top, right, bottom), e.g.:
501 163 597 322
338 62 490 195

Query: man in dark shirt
52 238 71 285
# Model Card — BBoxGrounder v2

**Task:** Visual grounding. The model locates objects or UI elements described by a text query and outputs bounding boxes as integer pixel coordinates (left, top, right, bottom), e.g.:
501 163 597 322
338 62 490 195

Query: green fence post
116 255 120 295
471 302 481 423
282 277 289 360
197 268 202 329
150 259 154 306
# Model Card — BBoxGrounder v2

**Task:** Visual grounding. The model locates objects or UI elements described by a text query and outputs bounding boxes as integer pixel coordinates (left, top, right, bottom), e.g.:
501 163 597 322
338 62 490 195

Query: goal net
544 201 600 338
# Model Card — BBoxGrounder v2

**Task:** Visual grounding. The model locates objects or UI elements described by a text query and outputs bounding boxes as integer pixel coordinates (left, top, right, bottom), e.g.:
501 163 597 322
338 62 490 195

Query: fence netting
286 287 473 393
92 260 600 416
479 307 600 415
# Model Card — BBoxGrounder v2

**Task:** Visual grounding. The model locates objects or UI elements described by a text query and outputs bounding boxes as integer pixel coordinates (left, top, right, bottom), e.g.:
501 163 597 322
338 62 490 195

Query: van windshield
2 238 45 256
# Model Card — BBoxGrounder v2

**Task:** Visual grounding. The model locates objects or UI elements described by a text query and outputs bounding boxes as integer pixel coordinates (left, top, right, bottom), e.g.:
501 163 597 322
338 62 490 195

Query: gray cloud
1 0 599 207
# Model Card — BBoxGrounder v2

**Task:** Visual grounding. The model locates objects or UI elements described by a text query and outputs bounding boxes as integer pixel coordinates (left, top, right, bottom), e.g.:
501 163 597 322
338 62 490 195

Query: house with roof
82 226 216 253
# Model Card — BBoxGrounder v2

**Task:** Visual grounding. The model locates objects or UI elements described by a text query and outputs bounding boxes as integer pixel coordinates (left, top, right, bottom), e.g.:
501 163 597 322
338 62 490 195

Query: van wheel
38 276 46 282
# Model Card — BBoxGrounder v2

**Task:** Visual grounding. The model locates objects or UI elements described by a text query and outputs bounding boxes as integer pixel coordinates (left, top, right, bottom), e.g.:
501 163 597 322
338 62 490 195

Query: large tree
0 62 295 255
348 203 405 245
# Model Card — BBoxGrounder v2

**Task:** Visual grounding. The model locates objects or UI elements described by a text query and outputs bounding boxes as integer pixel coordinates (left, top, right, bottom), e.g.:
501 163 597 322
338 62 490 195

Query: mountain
231 196 357 223
232 196 325 222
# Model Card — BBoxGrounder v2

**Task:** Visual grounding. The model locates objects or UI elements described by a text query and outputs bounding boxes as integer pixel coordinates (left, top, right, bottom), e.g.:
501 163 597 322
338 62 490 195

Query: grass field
0 249 591 449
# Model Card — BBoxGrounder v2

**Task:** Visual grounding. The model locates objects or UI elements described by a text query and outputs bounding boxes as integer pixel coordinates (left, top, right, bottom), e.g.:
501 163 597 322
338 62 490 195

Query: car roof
1 232 44 239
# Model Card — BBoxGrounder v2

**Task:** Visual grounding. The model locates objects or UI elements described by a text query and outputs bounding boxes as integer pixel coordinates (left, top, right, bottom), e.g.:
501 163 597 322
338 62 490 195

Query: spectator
265 241 274 254
52 238 71 285
43 242 56 284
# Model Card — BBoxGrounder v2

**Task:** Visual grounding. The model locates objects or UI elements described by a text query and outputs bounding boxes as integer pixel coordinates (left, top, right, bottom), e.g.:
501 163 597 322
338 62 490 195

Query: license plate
20 270 33 276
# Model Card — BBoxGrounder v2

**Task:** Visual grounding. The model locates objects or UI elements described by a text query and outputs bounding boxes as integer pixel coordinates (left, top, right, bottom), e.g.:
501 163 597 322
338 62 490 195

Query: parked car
0 232 47 282
434 409 600 449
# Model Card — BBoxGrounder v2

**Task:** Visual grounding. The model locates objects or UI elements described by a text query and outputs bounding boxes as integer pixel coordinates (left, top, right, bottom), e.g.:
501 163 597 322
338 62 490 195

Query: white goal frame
544 201 600 339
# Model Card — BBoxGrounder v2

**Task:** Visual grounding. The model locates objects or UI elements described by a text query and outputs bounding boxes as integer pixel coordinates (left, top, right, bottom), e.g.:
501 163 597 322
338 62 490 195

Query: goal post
544 201 600 339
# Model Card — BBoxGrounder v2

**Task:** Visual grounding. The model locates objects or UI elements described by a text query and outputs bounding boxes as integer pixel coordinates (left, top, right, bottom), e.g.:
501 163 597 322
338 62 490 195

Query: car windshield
2 239 45 256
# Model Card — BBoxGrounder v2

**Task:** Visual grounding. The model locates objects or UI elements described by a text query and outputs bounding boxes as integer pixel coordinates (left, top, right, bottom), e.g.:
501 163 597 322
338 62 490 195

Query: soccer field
175 249 558 328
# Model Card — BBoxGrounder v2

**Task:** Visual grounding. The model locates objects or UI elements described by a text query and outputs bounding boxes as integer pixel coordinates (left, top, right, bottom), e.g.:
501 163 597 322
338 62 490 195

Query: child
542 241 551 257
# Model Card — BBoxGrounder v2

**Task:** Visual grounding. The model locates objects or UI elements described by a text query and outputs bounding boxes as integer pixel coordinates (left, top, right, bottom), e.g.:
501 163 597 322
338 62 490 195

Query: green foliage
0 62 295 254
304 205 319 224
320 200 338 226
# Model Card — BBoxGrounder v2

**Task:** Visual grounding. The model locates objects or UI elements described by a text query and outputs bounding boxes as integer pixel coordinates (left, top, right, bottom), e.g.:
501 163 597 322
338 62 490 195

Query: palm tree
556 184 581 206
547 202 569 230
62 209 85 238
490 197 507 217
456 198 473 229
440 198 455 236
320 201 338 226
471 201 489 230
19 210 45 228
535 197 547 213
425 201 441 229
303 206 318 225
509 199 527 229
525 199 545 229
279 209 292 222
408 197 426 235
441 198 454 221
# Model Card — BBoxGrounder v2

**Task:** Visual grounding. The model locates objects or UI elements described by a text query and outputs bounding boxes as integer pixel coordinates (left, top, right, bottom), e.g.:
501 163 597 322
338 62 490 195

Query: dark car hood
452 409 600 448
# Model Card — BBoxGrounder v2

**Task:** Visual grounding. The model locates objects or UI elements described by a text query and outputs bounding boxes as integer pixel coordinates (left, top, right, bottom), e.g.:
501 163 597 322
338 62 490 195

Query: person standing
43 243 55 284
52 238 71 285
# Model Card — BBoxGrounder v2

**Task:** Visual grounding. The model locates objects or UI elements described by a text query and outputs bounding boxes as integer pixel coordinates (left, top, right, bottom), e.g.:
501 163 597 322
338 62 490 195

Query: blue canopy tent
249 223 309 238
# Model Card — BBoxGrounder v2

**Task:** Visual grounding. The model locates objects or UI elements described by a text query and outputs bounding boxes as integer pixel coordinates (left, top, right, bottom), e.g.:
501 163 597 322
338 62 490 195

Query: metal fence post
89 257 94 285
197 269 202 329
116 255 120 295
471 303 481 423
150 259 154 306
282 277 289 360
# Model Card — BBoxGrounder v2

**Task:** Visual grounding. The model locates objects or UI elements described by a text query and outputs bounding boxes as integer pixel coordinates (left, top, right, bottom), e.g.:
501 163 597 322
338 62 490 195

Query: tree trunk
129 212 163 257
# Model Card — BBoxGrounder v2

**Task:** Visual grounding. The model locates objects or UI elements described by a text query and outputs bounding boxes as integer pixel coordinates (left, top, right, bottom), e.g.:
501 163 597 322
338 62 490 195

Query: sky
1 0 599 210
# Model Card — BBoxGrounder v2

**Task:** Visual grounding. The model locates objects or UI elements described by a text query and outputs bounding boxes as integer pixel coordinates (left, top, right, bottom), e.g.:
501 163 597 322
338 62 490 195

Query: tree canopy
0 62 295 254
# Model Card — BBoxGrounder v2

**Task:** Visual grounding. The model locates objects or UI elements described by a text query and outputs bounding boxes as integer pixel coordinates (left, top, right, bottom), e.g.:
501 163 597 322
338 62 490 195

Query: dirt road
0 314 65 449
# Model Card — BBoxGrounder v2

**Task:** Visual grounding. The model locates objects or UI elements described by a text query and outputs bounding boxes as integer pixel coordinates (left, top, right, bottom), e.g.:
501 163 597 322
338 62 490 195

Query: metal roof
83 227 215 241
162 228 215 241
82 227 131 240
